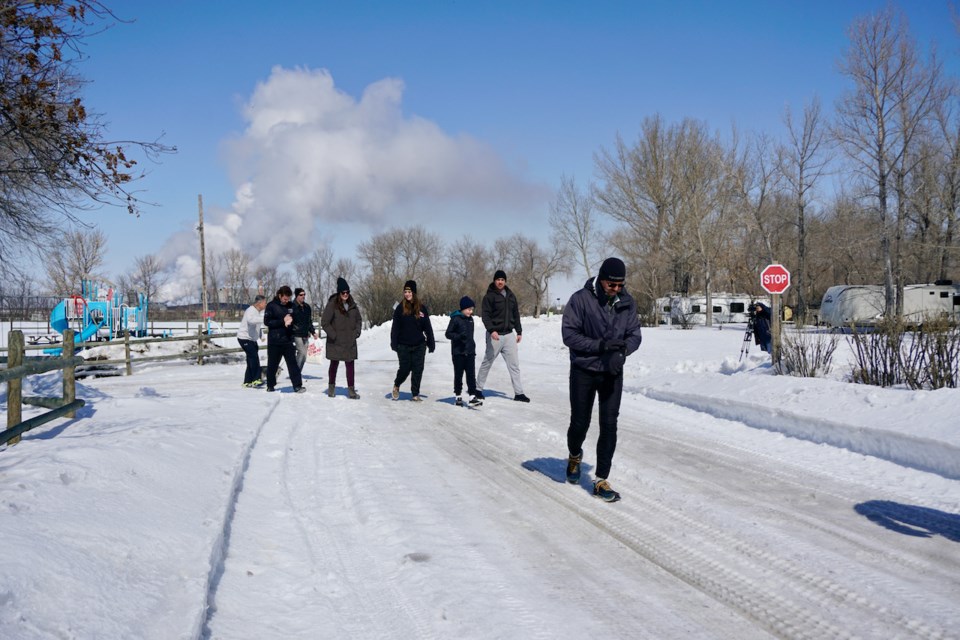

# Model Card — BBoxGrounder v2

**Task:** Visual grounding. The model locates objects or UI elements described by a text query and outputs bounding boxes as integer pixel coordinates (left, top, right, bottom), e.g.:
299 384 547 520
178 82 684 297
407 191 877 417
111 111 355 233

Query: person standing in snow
321 277 363 399
290 287 317 373
390 280 435 401
444 296 479 407
237 294 267 387
562 257 642 502
476 269 529 403
751 302 773 354
263 285 305 393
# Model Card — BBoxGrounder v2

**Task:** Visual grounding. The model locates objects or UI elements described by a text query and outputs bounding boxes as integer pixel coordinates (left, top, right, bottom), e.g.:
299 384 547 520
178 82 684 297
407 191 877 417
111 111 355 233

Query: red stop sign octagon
761 264 791 294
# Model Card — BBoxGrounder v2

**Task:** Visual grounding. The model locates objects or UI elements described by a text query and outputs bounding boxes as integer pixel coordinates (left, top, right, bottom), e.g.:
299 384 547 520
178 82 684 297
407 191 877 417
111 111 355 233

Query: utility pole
198 194 208 320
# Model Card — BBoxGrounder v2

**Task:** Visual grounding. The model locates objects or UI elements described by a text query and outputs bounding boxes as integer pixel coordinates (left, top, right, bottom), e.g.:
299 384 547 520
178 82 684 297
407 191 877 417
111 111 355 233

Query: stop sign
760 264 791 294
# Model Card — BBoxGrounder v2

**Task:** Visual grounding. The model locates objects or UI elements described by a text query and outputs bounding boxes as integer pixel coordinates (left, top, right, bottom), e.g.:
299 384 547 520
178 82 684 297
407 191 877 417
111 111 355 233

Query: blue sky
69 0 960 298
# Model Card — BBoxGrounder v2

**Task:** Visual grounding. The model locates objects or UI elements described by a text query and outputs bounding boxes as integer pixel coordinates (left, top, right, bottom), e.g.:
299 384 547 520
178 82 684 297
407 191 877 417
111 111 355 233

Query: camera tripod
738 316 755 362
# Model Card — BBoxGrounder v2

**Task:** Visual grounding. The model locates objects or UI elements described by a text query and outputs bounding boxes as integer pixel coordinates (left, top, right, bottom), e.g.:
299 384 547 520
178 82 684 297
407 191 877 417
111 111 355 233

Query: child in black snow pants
445 296 481 407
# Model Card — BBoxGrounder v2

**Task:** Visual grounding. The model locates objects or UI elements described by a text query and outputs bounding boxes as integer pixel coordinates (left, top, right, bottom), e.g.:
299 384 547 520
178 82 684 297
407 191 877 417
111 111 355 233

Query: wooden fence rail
2 329 251 446
2 329 84 446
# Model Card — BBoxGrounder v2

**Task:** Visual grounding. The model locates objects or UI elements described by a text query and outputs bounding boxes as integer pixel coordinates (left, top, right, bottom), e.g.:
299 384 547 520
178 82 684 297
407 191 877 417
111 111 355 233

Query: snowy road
201 349 959 639
4 318 958 639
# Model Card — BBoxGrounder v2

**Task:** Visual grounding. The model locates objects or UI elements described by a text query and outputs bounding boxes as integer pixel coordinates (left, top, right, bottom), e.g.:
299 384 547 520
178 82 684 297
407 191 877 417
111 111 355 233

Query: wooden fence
1 329 84 446
1 329 247 446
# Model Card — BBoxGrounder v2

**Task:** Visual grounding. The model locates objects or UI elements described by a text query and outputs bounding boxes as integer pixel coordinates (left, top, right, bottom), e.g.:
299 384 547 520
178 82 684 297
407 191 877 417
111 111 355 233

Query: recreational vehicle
655 293 760 326
819 282 960 328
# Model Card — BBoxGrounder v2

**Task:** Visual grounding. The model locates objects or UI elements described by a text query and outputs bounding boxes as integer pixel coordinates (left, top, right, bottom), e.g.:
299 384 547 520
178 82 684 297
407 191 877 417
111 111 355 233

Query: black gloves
600 338 626 353
609 350 625 375
428 344 435 354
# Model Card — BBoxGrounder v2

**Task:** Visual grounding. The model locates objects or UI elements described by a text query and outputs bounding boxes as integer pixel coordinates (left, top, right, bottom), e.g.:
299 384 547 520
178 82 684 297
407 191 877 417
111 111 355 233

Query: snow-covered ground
1 316 958 639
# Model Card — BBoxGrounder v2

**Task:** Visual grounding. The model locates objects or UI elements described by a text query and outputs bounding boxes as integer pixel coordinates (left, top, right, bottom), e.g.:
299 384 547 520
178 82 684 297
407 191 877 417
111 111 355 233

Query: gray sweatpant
477 331 524 395
293 336 310 372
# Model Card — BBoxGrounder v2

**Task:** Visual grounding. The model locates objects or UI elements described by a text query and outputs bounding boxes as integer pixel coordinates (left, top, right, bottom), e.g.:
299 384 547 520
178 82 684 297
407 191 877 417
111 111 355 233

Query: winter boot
327 384 336 398
348 386 360 400
566 450 583 484
514 394 530 403
593 478 621 503
392 385 400 400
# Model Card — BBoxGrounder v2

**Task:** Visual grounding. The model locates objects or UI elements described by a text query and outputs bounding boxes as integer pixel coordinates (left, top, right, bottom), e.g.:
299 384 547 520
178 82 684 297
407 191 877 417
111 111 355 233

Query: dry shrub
779 330 839 378
847 316 960 389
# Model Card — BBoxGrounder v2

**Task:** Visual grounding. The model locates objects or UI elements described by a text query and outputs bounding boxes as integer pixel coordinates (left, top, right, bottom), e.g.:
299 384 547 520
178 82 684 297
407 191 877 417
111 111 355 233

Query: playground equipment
48 280 149 347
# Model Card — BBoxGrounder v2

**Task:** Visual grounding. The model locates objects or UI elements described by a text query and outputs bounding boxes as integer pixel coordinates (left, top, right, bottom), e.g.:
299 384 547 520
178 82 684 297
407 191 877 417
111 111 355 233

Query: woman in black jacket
263 285 305 393
390 280 435 401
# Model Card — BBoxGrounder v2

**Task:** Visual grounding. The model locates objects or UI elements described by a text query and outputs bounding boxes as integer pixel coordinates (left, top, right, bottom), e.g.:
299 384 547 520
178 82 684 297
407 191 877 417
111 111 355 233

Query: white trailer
819 282 960 327
655 293 760 326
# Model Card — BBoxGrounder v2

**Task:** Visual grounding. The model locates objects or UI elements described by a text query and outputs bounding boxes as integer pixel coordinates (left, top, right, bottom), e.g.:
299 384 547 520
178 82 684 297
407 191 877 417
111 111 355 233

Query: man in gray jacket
476 269 529 402
561 258 642 502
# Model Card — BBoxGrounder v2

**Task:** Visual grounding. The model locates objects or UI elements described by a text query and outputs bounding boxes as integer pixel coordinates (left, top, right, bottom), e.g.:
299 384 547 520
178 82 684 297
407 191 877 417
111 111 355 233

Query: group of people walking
237 257 643 503
238 279 362 397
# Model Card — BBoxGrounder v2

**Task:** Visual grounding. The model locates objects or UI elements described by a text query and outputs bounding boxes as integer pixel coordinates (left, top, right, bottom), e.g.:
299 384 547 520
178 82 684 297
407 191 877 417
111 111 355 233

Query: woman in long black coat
321 277 362 399
390 280 435 401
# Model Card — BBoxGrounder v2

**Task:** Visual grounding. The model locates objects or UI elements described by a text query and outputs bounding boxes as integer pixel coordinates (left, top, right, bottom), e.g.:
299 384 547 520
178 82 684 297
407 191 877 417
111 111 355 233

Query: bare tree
834 6 940 317
494 234 571 316
295 244 334 313
0 1 174 266
223 248 252 314
779 97 832 325
129 253 168 304
44 227 108 294
549 175 599 279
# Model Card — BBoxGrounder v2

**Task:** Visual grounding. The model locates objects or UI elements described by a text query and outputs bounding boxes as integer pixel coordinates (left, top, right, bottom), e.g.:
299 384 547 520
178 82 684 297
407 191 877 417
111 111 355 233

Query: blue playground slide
47 299 105 353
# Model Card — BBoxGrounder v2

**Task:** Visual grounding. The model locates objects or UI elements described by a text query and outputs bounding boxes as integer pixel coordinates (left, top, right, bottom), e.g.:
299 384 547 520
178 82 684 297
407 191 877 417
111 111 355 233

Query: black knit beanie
337 277 350 293
494 269 507 281
598 258 626 282
404 280 417 294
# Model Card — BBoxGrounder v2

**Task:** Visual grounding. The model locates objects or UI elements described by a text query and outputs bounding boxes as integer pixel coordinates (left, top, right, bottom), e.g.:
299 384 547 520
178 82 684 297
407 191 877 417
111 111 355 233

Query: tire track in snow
197 396 280 640
443 409 955 640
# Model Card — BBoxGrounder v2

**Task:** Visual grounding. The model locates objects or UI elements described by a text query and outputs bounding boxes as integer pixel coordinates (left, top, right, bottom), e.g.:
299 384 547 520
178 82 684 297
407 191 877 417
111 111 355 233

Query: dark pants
452 354 477 396
328 360 355 387
566 365 623 480
238 339 261 384
266 342 303 389
394 343 427 396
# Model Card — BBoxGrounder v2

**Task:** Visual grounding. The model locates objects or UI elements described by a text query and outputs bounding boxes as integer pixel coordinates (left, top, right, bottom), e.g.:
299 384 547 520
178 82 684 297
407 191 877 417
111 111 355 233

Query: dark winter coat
290 301 316 338
561 277 642 373
444 311 476 358
752 303 772 348
321 293 362 361
263 297 295 345
480 283 522 335
391 302 436 352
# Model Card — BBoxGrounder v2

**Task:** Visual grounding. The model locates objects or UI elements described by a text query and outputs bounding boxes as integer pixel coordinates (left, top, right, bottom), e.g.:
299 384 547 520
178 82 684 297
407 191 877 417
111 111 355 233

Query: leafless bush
847 317 960 389
779 330 839 377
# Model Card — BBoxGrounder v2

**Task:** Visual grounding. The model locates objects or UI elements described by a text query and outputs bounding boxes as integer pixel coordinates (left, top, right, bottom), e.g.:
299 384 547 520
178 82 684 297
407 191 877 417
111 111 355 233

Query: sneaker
249 379 263 388
294 386 307 394
593 479 621 503
455 396 463 407
514 394 530 403
566 451 583 484
242 382 252 388
411 395 423 402
266 386 276 393
392 386 400 400
468 394 483 407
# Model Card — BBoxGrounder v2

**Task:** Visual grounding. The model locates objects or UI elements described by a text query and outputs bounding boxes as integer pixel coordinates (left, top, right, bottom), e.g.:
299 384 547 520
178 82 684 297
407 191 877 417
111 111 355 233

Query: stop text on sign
760 264 791 294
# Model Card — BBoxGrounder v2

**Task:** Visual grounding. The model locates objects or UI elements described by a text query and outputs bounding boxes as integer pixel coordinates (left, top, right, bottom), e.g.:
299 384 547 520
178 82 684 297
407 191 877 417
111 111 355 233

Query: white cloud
159 66 548 300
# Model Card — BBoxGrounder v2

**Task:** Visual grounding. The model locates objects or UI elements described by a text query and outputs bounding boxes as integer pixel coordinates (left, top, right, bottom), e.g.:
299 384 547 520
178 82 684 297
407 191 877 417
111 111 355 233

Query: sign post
760 264 791 368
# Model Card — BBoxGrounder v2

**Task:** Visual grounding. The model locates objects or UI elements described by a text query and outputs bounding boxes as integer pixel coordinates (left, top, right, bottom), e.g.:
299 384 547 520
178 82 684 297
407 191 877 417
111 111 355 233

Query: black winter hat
337 277 350 293
598 258 626 283
460 296 475 310
494 269 507 281
404 280 417 294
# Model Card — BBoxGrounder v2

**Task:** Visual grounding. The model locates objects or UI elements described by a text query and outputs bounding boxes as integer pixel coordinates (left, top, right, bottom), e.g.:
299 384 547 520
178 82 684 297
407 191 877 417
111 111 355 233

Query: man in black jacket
291 287 317 372
476 269 529 402
263 285 305 393
561 258 642 502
